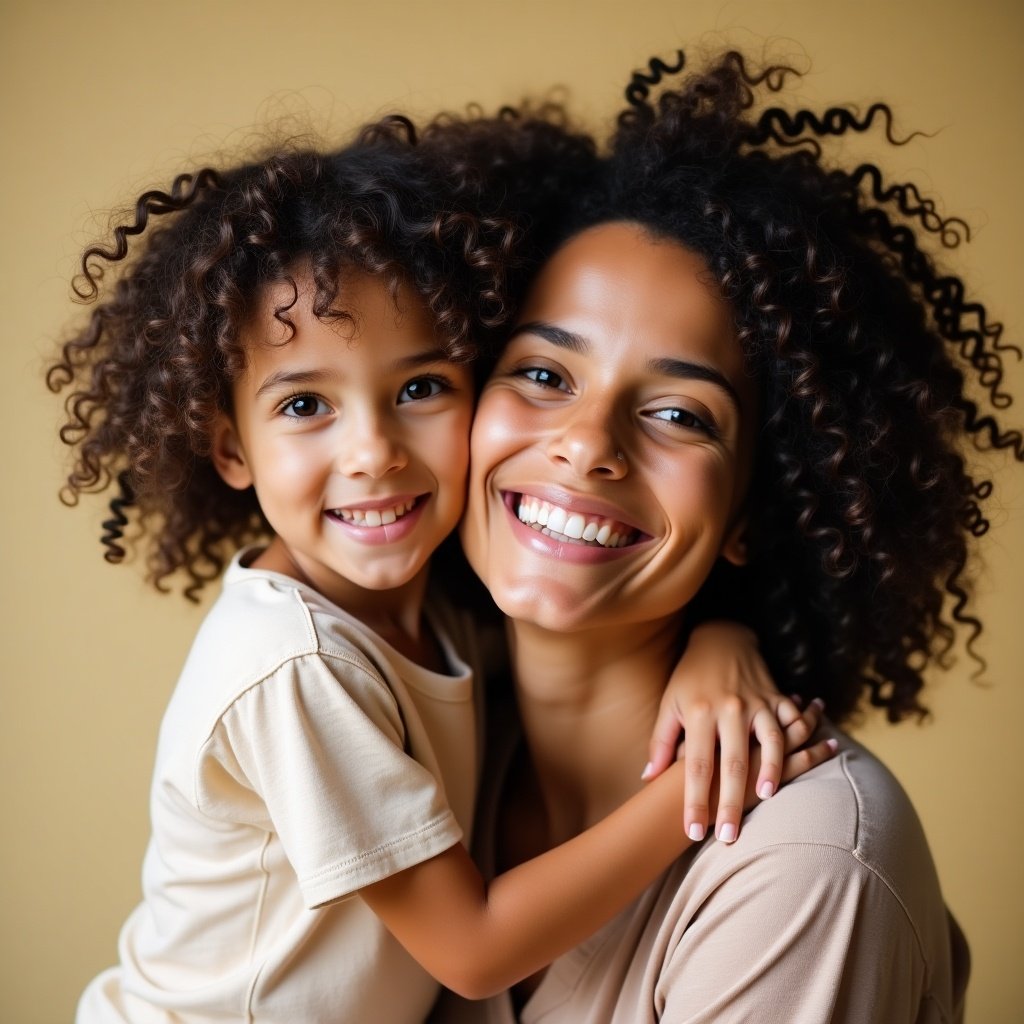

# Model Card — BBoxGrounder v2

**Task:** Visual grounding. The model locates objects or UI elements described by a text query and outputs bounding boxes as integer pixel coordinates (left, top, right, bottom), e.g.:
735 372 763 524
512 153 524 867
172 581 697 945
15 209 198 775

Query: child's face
213 268 474 606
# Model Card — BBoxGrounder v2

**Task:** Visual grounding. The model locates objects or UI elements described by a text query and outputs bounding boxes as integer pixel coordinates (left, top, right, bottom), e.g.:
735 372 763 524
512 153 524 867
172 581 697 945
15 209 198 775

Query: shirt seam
191 648 401 815
840 752 932 972
301 809 457 886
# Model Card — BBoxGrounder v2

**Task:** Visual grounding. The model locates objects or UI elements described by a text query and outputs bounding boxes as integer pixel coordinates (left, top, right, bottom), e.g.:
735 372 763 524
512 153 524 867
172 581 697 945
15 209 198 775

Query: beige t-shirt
434 729 968 1024
78 551 481 1024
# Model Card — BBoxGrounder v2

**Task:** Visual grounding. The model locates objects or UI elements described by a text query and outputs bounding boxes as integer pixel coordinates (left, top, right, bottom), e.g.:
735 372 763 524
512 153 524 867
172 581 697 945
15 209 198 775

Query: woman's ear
211 413 253 491
721 517 749 567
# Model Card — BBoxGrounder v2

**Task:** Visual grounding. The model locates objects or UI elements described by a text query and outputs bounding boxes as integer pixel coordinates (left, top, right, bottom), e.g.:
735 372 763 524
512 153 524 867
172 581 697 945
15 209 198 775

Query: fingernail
812 697 826 711
758 781 775 799
826 738 839 752
717 823 737 843
688 823 705 842
640 762 654 781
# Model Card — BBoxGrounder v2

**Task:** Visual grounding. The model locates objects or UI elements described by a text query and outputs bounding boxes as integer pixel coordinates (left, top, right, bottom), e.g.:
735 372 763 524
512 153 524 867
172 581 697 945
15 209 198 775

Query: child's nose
338 414 408 479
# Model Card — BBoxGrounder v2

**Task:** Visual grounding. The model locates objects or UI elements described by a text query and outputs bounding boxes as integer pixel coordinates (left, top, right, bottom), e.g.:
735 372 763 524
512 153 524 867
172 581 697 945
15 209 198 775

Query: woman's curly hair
47 116 532 599
545 49 1022 723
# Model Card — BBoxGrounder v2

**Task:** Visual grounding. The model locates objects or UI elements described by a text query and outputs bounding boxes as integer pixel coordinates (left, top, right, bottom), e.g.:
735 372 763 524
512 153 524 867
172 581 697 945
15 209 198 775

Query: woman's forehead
518 222 751 394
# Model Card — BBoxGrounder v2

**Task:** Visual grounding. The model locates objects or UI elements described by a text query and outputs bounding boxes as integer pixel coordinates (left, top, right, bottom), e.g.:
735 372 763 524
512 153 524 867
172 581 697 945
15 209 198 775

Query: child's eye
281 394 330 418
519 366 567 390
648 407 717 437
398 376 448 403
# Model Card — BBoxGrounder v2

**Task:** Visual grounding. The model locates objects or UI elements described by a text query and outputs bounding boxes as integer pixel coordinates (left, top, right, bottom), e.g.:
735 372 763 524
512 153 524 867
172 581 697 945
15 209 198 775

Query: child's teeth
336 500 415 526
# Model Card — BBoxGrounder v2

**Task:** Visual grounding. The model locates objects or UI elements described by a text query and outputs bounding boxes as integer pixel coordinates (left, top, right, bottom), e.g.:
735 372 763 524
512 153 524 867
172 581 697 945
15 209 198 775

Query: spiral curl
479 49 1021 723
47 118 530 598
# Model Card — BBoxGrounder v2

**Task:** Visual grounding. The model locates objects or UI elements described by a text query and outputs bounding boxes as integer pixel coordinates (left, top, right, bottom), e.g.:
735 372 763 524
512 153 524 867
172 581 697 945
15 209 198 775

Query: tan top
78 550 481 1024
433 728 968 1024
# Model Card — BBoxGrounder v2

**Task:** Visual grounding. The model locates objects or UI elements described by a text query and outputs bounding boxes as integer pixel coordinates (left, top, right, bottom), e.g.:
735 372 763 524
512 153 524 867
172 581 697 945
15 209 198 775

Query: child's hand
642 621 803 845
729 696 833 815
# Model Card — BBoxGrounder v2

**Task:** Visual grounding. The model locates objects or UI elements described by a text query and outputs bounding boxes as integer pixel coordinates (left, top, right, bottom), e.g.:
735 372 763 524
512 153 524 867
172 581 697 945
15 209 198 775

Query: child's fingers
712 699 749 844
681 705 715 842
780 736 839 782
642 701 684 782
750 707 785 800
771 694 803 730
782 697 824 752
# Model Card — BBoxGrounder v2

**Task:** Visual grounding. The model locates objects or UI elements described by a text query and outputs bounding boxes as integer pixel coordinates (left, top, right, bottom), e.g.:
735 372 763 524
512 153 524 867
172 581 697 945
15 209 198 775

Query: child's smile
213 267 474 611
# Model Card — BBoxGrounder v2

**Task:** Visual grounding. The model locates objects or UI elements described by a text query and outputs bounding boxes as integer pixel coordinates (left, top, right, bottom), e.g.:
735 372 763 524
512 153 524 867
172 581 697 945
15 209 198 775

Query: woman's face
460 221 758 634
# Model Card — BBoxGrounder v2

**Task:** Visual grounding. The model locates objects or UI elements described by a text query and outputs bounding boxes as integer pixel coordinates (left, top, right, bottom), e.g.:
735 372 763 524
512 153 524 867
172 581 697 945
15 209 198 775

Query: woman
433 50 1020 1021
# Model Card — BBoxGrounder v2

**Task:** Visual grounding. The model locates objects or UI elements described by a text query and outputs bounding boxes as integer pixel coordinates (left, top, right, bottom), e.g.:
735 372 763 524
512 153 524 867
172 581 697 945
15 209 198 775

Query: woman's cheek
470 388 533 466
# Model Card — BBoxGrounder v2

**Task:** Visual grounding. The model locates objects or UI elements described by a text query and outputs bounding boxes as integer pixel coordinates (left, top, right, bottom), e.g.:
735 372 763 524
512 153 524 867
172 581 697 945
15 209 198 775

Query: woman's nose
545 411 626 479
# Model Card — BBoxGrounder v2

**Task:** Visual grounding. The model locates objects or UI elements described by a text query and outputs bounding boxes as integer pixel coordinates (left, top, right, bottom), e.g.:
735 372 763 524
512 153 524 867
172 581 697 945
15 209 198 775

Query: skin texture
209 260 833 999
213 268 474 657
461 222 795 842
461 223 756 635
459 222 809 1003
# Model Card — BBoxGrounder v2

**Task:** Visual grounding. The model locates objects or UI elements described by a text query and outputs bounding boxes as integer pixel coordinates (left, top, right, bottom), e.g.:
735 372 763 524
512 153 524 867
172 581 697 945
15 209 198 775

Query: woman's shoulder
659 726 951 959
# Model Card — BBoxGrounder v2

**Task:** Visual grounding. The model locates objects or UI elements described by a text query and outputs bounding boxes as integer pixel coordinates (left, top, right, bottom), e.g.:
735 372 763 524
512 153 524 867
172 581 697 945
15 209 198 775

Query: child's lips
327 495 422 528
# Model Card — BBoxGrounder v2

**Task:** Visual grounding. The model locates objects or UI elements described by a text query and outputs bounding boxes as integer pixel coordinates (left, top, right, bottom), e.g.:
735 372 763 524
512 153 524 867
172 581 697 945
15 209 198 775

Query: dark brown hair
47 117 522 599
555 50 1023 722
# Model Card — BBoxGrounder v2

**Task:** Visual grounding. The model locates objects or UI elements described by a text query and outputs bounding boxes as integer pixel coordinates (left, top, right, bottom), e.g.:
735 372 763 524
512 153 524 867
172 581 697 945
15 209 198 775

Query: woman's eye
282 394 329 418
398 377 446 403
649 407 716 435
521 366 566 390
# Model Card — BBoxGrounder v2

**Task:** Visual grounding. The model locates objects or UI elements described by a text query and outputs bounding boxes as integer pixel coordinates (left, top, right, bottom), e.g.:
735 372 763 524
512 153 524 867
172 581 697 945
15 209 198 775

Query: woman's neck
506 616 683 842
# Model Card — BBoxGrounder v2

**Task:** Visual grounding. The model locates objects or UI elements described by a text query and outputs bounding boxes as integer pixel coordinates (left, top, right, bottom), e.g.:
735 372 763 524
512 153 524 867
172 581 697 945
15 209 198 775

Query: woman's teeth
334 499 416 527
515 496 636 548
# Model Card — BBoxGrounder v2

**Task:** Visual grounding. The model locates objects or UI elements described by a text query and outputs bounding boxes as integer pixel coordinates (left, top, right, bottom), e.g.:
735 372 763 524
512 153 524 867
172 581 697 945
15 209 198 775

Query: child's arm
361 701 833 1000
642 621 804 846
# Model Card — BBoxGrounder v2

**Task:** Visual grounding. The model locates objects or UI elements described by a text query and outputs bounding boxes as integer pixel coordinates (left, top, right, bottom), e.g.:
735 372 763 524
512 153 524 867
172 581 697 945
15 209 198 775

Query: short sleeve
194 651 462 908
656 843 929 1023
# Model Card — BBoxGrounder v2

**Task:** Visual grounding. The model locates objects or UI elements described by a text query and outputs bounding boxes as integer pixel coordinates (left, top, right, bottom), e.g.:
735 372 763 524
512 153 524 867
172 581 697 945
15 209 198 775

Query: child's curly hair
48 116 529 600
550 49 1022 723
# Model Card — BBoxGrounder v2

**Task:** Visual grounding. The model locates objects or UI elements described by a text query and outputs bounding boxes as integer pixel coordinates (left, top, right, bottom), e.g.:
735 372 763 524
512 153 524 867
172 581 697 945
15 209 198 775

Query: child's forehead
247 266 437 343
238 266 465 377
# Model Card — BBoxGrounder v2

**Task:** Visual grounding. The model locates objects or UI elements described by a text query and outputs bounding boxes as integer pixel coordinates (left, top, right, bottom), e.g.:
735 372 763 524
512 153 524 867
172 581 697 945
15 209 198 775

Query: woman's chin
489 579 604 635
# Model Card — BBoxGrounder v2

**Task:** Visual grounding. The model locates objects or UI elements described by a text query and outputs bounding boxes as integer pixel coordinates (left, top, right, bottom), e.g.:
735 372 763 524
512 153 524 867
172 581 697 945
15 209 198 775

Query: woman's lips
501 490 650 563
512 494 640 548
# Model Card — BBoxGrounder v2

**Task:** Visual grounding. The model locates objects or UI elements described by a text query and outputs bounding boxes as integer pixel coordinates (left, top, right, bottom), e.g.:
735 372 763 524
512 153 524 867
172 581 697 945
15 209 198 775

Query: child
50 119 831 1024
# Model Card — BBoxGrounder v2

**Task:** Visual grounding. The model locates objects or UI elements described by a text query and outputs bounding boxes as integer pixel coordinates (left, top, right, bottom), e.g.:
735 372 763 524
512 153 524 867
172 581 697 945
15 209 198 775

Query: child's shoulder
196 548 380 673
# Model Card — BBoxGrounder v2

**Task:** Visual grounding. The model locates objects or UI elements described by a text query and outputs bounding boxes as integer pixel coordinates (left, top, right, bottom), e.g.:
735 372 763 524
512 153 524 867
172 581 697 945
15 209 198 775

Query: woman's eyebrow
512 320 741 411
647 357 742 411
511 321 588 353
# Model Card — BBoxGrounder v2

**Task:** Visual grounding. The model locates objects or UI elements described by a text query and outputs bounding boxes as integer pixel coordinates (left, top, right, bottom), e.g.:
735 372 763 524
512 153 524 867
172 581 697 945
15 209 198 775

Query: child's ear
720 516 749 567
211 413 253 490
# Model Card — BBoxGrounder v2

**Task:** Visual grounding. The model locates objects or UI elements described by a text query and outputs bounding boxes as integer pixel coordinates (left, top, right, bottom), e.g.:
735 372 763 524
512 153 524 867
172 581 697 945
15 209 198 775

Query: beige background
2 1 1021 1021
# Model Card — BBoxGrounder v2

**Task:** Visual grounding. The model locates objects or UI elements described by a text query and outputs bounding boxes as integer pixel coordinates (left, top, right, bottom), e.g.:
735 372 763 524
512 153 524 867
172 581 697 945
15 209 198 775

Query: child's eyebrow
392 349 457 370
255 369 333 397
254 350 456 398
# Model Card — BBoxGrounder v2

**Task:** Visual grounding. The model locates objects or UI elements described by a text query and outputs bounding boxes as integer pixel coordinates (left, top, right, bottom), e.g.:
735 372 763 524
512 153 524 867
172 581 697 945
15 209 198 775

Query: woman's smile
461 221 757 633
